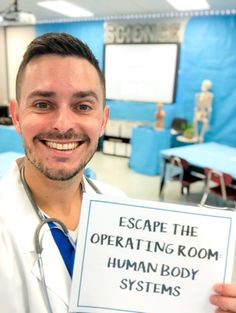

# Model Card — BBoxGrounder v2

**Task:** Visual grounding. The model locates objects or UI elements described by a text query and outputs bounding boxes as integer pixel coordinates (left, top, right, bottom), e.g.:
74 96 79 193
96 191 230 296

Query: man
0 32 235 312
0 32 124 312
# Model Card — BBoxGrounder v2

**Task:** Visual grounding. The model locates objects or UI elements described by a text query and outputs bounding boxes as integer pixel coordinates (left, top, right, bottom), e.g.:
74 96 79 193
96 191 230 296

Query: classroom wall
35 15 236 147
35 21 104 69
0 15 231 146
176 16 236 146
0 28 8 104
6 26 35 99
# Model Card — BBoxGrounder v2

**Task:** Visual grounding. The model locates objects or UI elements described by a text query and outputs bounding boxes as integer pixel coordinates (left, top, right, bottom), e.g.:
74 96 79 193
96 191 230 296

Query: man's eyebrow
27 90 99 101
72 91 99 101
27 90 56 99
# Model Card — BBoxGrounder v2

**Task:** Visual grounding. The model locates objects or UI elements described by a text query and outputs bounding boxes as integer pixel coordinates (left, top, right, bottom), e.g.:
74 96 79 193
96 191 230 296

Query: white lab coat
0 158 126 313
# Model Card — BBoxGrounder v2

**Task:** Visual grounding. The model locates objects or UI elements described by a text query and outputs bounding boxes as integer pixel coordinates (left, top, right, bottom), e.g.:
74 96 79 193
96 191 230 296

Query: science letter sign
69 194 236 313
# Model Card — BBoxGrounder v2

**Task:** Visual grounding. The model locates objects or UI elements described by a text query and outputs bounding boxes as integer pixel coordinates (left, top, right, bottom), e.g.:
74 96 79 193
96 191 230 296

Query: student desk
160 142 236 195
129 126 171 176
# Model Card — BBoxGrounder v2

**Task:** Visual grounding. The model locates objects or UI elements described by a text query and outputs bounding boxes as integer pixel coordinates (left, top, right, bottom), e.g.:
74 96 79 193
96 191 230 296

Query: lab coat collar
0 159 39 252
82 176 100 194
0 159 106 306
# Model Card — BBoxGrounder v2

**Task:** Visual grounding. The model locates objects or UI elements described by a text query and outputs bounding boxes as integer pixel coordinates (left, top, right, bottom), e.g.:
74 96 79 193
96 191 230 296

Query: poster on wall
69 194 236 313
104 43 179 103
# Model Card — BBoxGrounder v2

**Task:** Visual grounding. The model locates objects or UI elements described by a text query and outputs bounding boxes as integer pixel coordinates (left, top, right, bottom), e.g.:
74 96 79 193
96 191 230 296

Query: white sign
69 195 236 313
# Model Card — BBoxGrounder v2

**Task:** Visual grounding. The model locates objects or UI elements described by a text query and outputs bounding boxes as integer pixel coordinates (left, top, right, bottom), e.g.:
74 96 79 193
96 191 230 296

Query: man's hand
210 283 236 312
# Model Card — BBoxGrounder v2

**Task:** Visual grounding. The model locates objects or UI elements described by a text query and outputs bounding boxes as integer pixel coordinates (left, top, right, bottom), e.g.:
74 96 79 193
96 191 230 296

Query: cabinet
103 120 144 157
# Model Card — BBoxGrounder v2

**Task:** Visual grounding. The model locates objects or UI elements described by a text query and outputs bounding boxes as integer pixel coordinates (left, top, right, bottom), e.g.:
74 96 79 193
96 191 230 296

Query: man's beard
24 134 98 181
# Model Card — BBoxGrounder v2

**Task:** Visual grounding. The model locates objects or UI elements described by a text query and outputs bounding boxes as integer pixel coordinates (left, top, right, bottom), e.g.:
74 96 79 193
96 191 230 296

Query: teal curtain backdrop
36 15 236 146
176 15 236 146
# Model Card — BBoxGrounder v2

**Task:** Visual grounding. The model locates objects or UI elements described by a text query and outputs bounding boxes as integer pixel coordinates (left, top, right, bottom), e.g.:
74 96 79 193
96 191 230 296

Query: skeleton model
193 80 213 143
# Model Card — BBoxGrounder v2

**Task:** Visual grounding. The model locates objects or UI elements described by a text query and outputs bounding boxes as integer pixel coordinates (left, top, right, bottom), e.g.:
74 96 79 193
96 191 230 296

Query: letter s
120 278 128 290
136 280 144 291
172 286 181 297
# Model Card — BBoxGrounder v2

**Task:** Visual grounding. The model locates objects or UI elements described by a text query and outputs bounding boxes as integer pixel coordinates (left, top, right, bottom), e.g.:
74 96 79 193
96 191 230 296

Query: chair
167 156 205 196
200 168 236 207
170 118 187 135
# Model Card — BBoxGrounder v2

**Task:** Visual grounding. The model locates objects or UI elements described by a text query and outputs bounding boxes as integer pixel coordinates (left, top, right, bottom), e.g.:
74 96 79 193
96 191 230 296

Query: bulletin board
104 43 179 103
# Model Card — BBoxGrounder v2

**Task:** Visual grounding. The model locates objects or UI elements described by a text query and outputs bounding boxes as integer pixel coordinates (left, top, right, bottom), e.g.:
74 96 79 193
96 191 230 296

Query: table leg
159 158 167 197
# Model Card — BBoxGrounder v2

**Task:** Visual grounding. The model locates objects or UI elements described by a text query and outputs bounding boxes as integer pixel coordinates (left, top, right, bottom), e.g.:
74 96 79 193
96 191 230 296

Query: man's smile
36 131 89 152
43 140 81 151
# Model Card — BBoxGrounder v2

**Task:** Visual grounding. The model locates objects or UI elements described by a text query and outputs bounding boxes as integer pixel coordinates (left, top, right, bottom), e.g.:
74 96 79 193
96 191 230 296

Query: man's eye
35 102 50 109
78 104 91 111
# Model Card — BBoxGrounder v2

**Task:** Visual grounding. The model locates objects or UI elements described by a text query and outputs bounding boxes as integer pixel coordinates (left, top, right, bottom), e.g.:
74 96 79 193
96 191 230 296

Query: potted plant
182 123 195 140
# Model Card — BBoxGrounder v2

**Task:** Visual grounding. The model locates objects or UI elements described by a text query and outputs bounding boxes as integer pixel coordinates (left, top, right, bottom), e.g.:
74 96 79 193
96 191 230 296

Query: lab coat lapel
1 161 71 306
31 226 71 305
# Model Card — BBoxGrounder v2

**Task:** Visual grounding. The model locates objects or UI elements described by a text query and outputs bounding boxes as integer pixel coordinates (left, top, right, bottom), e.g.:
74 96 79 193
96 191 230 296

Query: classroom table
159 142 236 195
0 151 23 178
129 126 171 176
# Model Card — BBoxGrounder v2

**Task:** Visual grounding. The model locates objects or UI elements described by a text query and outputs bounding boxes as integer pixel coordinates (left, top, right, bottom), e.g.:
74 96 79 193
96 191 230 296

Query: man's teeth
45 141 79 150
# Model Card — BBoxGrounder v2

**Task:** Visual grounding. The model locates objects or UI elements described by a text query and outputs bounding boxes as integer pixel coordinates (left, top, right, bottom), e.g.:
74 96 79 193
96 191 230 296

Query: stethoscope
19 165 101 313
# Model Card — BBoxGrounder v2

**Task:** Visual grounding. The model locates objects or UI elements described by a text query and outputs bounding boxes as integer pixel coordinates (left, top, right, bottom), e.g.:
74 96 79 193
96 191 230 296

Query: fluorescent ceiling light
37 0 94 17
166 0 210 11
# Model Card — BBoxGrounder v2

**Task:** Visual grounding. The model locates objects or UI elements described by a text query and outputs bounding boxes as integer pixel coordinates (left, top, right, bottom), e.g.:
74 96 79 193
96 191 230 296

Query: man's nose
52 106 76 132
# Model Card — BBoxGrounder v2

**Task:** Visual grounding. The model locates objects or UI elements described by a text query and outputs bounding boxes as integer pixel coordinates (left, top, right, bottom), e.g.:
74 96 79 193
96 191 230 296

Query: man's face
11 55 109 181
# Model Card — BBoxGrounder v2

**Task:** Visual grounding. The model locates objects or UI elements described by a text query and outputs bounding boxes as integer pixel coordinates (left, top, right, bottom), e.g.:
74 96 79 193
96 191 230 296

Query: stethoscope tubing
19 164 100 312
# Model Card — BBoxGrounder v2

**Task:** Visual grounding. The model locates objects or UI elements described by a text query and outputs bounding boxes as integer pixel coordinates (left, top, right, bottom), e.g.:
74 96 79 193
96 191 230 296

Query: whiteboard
104 43 179 103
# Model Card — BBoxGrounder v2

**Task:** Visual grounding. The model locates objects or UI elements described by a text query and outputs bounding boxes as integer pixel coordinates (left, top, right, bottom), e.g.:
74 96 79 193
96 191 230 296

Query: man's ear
9 99 22 135
100 105 110 137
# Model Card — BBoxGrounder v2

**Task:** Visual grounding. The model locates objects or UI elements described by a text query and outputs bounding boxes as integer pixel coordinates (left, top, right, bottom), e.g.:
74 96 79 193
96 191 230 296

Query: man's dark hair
16 32 105 101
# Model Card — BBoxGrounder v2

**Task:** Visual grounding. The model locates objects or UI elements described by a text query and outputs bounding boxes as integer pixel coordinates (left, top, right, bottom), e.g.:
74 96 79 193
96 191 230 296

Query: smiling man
1 32 236 313
13 54 106 183
0 32 125 312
